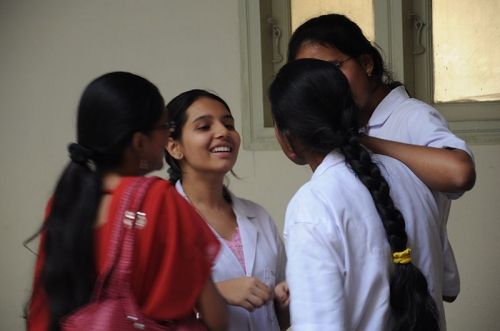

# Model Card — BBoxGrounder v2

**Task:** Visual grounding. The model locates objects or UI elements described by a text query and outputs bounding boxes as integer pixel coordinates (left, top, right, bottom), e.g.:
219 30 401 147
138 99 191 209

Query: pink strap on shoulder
93 176 159 299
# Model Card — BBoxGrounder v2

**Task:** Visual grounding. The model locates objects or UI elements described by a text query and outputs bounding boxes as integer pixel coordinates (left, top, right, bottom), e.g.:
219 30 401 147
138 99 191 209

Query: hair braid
43 163 101 331
341 136 408 251
270 59 440 331
340 136 439 331
26 72 165 331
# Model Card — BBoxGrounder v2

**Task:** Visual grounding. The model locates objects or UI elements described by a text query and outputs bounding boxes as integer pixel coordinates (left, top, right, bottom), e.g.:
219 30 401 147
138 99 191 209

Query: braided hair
269 59 439 331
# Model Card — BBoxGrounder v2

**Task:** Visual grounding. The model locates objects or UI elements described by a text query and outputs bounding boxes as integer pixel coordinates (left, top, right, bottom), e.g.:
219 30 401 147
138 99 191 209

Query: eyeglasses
153 122 170 131
331 57 353 68
153 121 176 131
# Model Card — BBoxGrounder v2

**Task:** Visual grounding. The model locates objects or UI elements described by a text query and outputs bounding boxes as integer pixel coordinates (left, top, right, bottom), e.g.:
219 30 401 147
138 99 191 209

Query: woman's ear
165 137 184 160
274 126 307 165
360 54 374 78
128 132 152 172
131 131 146 154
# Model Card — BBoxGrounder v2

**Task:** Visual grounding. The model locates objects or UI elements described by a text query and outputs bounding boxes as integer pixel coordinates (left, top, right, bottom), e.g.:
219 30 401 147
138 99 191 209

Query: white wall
0 1 498 330
445 145 500 331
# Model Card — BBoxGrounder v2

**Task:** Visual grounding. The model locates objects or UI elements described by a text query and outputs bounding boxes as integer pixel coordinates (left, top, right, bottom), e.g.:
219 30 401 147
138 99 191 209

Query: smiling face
167 96 240 178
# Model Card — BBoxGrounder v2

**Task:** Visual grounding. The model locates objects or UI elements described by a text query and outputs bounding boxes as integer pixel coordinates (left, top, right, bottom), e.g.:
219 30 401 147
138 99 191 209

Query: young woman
269 59 447 330
287 13 476 302
165 89 290 331
26 72 227 331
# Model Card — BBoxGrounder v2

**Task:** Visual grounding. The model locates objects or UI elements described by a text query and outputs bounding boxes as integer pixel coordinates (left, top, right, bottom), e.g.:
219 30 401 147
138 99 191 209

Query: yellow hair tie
393 248 412 264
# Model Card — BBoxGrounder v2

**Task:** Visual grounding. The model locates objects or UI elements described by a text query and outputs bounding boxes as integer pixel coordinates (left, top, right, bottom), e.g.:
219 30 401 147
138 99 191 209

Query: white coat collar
174 180 256 219
175 180 259 275
311 151 345 180
367 85 409 128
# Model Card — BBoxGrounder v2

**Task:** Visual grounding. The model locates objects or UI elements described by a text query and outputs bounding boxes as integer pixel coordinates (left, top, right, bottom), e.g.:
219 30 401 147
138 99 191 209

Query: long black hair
164 89 233 203
288 13 400 88
269 59 439 331
28 71 164 331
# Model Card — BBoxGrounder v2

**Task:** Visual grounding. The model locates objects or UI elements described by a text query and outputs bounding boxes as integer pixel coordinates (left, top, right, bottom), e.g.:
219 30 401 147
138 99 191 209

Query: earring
139 159 149 170
175 152 184 160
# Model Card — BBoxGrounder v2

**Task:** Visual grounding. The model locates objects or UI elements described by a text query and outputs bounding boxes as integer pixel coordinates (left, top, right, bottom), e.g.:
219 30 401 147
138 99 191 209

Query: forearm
197 278 228 331
361 136 476 193
215 277 272 311
214 279 237 305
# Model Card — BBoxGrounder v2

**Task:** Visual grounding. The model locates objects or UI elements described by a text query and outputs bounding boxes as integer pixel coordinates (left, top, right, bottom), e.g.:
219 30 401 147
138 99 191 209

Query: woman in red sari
26 72 227 331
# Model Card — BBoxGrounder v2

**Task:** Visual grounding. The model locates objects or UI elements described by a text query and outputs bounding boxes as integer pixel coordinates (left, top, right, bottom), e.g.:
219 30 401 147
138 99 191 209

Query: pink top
223 227 246 273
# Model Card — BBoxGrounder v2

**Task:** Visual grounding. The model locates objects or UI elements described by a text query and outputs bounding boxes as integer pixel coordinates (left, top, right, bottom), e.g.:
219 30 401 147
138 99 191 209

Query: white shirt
175 181 286 331
366 86 474 296
367 86 472 157
284 152 446 331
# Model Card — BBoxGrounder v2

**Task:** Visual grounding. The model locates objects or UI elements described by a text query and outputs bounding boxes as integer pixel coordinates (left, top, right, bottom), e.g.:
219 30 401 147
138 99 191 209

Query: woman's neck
181 173 228 210
359 83 391 127
101 172 124 192
181 173 237 240
306 153 327 172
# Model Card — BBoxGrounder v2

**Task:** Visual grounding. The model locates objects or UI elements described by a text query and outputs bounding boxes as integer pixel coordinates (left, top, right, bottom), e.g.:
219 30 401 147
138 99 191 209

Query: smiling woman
164 89 290 331
25 73 227 331
171 96 240 175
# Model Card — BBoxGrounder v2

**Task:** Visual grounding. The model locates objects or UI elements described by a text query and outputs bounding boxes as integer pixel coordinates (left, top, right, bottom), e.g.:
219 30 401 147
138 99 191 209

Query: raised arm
361 135 476 193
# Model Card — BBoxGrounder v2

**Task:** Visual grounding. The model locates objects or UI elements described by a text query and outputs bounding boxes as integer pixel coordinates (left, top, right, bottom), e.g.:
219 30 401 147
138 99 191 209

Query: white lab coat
175 181 286 331
285 152 446 331
366 86 474 298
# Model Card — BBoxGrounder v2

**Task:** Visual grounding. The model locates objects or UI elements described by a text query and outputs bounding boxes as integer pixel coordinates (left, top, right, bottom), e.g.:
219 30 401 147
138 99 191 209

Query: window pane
291 0 374 40
433 0 500 103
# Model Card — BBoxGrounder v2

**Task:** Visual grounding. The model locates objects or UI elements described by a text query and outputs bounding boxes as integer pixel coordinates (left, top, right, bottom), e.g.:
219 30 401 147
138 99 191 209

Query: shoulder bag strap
93 176 159 299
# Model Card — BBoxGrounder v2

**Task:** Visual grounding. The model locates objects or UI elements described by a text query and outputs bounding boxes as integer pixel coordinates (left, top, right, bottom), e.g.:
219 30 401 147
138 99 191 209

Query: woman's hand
216 277 272 312
360 135 476 193
274 281 291 330
274 281 290 309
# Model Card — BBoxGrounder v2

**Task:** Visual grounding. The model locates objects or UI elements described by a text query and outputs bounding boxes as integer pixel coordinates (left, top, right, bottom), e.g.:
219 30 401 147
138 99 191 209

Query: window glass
433 0 500 103
291 0 374 39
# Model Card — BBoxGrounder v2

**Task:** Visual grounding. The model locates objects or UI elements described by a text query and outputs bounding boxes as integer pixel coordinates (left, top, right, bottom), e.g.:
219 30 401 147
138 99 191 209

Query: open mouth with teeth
211 146 232 153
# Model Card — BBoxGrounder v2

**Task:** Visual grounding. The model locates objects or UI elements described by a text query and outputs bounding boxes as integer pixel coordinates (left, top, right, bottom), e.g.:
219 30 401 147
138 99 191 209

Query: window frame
239 0 290 150
411 0 500 144
239 0 500 150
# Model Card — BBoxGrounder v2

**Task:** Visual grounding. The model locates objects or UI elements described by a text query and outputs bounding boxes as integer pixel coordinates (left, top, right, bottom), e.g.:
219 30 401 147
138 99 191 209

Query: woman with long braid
269 59 445 331
288 14 476 303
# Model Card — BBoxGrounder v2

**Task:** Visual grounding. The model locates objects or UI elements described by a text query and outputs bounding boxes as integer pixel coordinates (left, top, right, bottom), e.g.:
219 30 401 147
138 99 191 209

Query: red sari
27 177 220 331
